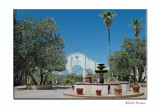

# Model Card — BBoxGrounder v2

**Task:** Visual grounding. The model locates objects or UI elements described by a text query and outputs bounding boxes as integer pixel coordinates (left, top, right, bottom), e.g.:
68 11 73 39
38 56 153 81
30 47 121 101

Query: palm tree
129 18 143 37
99 10 117 66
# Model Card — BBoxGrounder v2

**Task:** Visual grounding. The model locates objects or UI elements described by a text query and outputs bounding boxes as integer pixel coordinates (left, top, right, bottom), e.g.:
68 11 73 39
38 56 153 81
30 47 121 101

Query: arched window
76 56 78 59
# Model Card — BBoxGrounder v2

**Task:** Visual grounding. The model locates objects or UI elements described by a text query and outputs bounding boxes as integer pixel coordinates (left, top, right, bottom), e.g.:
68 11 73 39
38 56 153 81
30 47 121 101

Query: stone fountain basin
95 70 108 73
74 81 130 95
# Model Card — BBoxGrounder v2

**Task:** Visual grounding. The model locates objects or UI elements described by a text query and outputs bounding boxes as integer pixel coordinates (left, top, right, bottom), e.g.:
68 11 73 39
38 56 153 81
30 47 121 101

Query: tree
129 19 143 37
109 36 146 82
41 33 67 85
121 36 146 82
14 10 26 85
14 11 67 85
128 18 145 82
109 50 131 81
99 10 117 66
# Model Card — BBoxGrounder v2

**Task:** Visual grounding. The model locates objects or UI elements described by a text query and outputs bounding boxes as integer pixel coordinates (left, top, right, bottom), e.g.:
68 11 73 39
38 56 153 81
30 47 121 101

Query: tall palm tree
129 18 143 37
99 10 117 66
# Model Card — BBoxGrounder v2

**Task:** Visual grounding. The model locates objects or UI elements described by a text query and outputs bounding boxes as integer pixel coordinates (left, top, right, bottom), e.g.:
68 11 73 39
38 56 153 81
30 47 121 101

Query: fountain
63 64 144 98
95 64 108 83
71 64 130 95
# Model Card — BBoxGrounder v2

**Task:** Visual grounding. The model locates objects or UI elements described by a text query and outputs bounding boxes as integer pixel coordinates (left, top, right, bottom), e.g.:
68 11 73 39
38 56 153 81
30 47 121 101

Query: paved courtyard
14 85 147 99
14 85 78 99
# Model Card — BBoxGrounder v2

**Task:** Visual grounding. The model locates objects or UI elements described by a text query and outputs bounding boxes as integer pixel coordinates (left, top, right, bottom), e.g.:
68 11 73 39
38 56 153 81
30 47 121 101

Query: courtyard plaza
14 85 147 99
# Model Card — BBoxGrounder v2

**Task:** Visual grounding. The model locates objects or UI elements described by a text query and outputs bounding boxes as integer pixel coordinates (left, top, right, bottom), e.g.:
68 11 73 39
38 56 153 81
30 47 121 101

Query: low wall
140 83 147 87
74 85 109 95
130 83 147 87
26 85 52 90
121 83 130 93
74 81 130 95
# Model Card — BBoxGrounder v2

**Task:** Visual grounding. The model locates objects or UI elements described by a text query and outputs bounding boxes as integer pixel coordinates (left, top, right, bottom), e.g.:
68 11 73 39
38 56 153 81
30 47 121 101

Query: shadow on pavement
14 87 27 91
14 86 72 91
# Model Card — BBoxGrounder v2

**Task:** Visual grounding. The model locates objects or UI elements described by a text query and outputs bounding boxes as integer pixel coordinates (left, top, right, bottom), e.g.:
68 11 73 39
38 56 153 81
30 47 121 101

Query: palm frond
111 14 117 18
129 18 144 37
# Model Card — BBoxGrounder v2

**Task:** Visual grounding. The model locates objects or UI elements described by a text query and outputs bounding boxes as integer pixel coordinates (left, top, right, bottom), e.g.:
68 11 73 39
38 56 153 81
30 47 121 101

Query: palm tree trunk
108 27 111 66
135 26 138 37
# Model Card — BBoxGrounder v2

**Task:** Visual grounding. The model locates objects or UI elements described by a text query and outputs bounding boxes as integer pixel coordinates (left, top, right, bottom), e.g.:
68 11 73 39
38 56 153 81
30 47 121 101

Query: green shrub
67 83 71 85
109 77 117 81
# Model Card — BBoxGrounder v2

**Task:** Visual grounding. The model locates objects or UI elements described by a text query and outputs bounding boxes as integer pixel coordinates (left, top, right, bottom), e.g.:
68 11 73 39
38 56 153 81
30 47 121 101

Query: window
76 56 78 59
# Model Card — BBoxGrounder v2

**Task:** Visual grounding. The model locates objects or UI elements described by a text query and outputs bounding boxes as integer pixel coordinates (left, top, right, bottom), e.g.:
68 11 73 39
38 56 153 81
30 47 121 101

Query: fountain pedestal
99 73 104 83
95 64 108 83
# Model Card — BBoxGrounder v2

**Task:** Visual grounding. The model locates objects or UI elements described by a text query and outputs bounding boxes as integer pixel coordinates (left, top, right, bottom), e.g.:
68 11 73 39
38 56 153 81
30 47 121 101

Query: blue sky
16 9 147 75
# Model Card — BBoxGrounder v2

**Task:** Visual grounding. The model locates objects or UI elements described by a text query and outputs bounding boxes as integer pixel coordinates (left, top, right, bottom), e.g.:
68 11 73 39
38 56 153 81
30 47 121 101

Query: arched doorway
72 65 83 82
66 52 108 81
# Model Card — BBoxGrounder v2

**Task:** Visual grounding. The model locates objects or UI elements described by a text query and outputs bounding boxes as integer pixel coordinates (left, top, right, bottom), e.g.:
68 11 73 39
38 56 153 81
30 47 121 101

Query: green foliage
104 72 110 81
63 74 76 85
70 79 75 84
46 73 54 82
133 81 139 86
129 18 144 37
109 50 130 80
91 74 98 81
29 80 35 85
121 36 146 67
109 76 117 81
14 10 67 85
99 10 117 28
75 75 83 82
56 74 83 85
109 36 146 82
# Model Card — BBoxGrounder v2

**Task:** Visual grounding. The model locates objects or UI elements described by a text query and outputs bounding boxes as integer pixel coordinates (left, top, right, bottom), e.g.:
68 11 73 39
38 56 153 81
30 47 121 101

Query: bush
70 79 75 85
67 83 71 85
109 77 117 81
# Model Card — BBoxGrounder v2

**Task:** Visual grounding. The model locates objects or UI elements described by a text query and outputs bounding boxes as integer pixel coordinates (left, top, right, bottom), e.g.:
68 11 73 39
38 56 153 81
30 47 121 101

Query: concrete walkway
14 85 79 99
14 85 147 99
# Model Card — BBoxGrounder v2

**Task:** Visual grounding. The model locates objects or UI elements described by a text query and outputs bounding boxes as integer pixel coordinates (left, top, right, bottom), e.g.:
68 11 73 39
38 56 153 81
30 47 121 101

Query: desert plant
133 81 139 86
